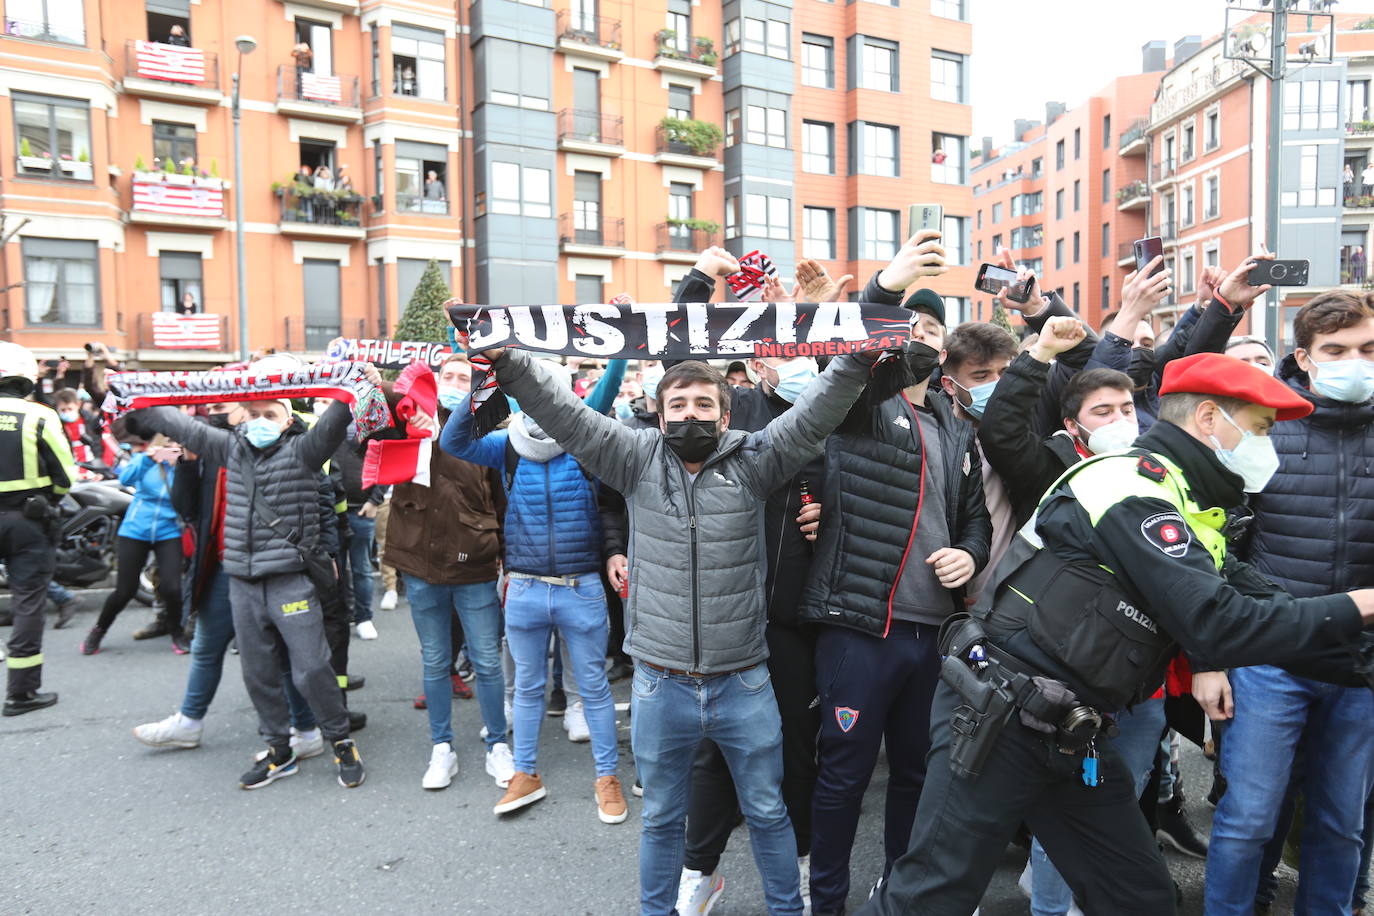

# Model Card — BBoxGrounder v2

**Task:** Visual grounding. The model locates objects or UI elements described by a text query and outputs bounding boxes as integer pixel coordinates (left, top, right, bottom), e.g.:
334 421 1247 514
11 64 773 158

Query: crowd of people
2 224 1374 916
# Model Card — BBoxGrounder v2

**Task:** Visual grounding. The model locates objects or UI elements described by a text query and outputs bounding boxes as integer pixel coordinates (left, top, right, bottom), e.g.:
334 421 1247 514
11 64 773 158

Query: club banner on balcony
322 337 452 371
101 362 394 437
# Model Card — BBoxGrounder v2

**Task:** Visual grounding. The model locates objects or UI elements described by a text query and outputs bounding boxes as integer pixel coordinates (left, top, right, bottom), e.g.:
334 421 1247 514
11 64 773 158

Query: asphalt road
2 595 1311 915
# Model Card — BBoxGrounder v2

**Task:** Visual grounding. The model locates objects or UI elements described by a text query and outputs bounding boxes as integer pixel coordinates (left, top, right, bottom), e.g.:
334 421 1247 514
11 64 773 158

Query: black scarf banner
324 337 453 371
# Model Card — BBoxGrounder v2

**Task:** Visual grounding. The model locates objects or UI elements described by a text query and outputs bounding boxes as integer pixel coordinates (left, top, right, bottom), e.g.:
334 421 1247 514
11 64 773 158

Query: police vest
0 396 75 498
986 449 1227 709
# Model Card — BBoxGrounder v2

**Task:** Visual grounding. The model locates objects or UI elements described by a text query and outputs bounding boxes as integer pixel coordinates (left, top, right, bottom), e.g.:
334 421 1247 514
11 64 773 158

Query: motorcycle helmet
0 340 39 396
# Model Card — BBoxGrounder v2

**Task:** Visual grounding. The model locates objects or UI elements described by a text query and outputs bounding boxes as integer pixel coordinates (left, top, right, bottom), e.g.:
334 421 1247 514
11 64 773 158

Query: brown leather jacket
383 409 505 586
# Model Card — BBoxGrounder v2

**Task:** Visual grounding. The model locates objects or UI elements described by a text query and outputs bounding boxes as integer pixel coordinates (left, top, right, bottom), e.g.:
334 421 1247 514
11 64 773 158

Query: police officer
1 341 76 716
862 349 1374 915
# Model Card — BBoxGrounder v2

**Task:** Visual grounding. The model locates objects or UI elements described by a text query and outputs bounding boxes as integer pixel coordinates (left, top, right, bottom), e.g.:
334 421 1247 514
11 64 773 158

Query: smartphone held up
974 263 1034 304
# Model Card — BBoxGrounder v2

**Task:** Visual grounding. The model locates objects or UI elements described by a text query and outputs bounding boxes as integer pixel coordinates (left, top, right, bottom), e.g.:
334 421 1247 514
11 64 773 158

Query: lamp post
232 35 257 363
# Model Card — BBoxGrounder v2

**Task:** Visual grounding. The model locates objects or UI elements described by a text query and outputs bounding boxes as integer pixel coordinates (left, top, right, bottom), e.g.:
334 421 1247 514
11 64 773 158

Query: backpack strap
503 439 519 491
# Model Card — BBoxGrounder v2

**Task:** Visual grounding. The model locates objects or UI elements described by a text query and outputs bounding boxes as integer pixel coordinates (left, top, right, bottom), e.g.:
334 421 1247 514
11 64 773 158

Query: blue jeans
1030 697 1167 915
632 662 802 916
405 574 506 748
505 576 617 777
346 514 375 624
46 579 73 606
1206 665 1374 916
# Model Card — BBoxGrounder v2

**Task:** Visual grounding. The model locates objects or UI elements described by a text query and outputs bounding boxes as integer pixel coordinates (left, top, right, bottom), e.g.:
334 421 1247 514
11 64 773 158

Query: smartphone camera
1269 263 1289 281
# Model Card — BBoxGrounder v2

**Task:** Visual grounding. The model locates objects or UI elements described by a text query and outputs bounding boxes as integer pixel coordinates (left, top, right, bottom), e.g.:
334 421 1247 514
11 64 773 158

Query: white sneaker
1017 860 1082 916
379 589 398 611
563 700 590 742
422 742 458 790
291 727 324 759
356 620 378 640
485 741 516 788
132 711 203 749
676 868 724 916
798 855 811 916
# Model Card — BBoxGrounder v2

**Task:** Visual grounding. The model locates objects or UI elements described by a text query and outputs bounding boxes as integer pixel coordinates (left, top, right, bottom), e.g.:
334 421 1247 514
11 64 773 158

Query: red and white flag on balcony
134 41 205 84
300 72 342 103
132 176 224 219
151 313 222 350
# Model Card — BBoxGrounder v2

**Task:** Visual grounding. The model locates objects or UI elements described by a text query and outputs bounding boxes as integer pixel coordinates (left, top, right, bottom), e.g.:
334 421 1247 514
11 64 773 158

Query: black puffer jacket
1241 355 1374 596
800 382 993 636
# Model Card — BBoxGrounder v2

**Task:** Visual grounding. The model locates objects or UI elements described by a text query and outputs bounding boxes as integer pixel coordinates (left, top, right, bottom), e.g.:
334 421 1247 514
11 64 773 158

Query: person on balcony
1354 246 1367 286
314 166 337 224
176 292 198 316
424 171 446 213
1346 163 1356 203
166 23 189 47
1362 162 1374 199
336 165 353 195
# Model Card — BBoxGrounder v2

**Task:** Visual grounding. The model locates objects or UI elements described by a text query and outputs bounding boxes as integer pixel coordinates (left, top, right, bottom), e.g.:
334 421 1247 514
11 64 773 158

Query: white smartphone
909 204 944 237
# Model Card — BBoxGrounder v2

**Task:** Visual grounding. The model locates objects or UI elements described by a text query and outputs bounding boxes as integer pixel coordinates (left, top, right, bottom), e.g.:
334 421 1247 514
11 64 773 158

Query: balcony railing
396 192 449 215
278 186 364 227
1152 221 1177 241
1346 194 1374 209
557 10 622 51
656 221 714 254
653 31 719 67
276 65 360 108
1118 118 1148 151
559 213 625 248
137 312 228 351
656 121 722 159
131 171 226 218
1348 120 1374 137
3 16 83 45
1152 159 1177 183
125 40 219 89
1117 242 1138 263
558 109 624 147
1116 180 1149 205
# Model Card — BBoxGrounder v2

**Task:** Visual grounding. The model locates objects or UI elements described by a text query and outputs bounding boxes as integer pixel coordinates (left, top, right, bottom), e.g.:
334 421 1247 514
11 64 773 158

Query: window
372 139 384 212
725 108 740 147
397 257 450 310
860 208 899 260
1073 127 1081 160
1022 191 1043 214
1181 184 1194 226
855 122 898 177
1283 79 1340 131
803 206 835 259
1101 275 1111 310
991 233 1004 252
1180 249 1196 294
1072 283 1080 311
575 274 604 305
1181 122 1195 162
859 39 898 92
665 0 690 54
801 35 834 88
152 120 196 170
1204 241 1220 268
489 162 552 218
976 240 983 260
23 238 97 326
1103 115 1111 148
1072 231 1080 263
1024 257 1044 276
302 258 341 349
931 0 966 19
1010 225 1041 249
730 16 789 59
745 193 791 240
746 105 787 148
1101 222 1110 257
1073 180 1080 212
931 133 964 184
159 252 202 314
1055 189 1064 219
1205 108 1220 151
1282 144 1337 208
483 39 549 111
803 121 834 174
943 215 968 266
1055 139 1065 170
295 17 332 75
991 202 1003 223
13 92 91 179
370 24 381 97
667 85 693 120
396 141 449 214
392 24 445 99
1031 157 1043 178
1055 238 1065 270
1204 175 1220 219
725 196 739 239
1102 168 1111 203
976 209 982 229
930 51 965 104
1349 81 1370 126
572 170 602 243
5 0 84 44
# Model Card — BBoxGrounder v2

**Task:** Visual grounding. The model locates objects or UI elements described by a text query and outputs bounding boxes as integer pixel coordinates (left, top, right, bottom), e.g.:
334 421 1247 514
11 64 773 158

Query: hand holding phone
909 204 944 239
1246 259 1309 287
1134 237 1165 278
975 263 1033 304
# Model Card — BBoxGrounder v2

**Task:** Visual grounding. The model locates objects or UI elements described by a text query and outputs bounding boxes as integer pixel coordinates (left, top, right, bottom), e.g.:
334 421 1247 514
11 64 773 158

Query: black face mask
1128 347 1157 389
663 419 719 463
205 412 232 430
903 340 942 384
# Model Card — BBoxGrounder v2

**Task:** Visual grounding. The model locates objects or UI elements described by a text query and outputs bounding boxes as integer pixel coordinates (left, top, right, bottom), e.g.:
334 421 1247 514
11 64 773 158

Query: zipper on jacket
885 394 928 638
686 469 702 670
1336 426 1349 592
767 485 793 612
544 462 555 575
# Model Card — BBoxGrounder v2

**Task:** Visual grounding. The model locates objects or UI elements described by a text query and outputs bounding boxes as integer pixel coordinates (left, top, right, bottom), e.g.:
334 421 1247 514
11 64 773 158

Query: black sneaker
334 739 365 788
344 674 366 691
547 686 567 717
54 597 81 629
1157 793 1209 858
349 709 368 731
606 658 633 683
240 746 298 789
3 690 58 717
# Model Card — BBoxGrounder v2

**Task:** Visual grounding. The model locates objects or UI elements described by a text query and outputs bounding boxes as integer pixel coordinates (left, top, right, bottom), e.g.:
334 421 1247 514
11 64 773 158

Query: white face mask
1084 417 1139 455
1209 407 1280 493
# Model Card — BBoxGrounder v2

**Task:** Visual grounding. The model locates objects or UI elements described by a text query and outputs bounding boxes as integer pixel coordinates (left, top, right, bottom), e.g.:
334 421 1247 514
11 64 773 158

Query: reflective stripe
336 674 348 689
6 652 43 669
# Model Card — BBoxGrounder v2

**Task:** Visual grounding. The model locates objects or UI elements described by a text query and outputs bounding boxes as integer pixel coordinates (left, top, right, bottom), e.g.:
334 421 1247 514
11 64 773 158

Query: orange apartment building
969 43 1168 333
0 0 973 369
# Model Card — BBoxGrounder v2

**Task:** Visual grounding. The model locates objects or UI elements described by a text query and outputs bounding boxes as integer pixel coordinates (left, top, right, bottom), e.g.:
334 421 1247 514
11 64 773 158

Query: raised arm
583 358 627 415
438 400 510 470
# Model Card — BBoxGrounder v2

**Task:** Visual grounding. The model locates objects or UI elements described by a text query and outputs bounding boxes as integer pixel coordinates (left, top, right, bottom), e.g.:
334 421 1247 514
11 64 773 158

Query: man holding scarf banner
446 236 946 915
323 337 453 372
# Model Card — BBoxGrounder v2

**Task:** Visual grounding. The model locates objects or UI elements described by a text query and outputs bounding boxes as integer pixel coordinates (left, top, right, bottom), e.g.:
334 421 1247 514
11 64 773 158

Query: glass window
159 251 202 314
1181 184 1194 225
1349 81 1370 125
931 134 964 184
1205 175 1219 218
1055 189 1064 219
943 215 967 266
302 258 341 349
745 193 790 240
802 35 833 89
1102 168 1111 203
1283 144 1335 207
665 6 690 53
13 92 92 180
1182 123 1195 161
1101 222 1110 257
152 120 196 170
861 41 897 92
991 202 1002 223
803 121 834 174
930 0 965 20
1073 231 1080 263
803 206 835 259
1205 109 1221 150
1055 139 1065 169
396 141 449 214
575 274 603 305
930 51 964 104
668 85 692 120
862 208 899 260
725 108 740 147
860 123 898 176
1103 114 1111 148
1180 250 1195 293
23 237 98 326
724 196 738 239
5 0 85 45
746 105 787 148
392 24 446 99
738 18 788 59
1055 238 1065 270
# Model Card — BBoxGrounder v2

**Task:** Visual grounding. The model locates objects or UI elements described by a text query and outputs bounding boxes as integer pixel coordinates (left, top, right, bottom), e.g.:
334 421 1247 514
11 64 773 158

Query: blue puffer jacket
117 452 183 543
1241 355 1374 596
441 360 626 577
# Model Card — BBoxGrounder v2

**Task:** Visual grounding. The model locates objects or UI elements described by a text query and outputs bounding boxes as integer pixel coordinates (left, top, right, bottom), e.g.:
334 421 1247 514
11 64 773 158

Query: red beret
1159 352 1312 421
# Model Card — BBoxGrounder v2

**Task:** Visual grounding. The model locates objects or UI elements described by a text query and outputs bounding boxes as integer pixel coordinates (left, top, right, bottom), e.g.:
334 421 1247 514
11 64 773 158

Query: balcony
275 66 362 123
128 171 228 229
656 221 715 262
1348 120 1374 143
559 213 625 257
1117 242 1138 267
3 16 83 46
277 186 365 239
654 120 722 169
556 10 624 62
135 312 231 361
395 192 449 216
1118 118 1148 156
1116 179 1149 211
1152 221 1178 245
557 109 625 157
122 40 222 104
1151 159 1177 186
652 31 719 78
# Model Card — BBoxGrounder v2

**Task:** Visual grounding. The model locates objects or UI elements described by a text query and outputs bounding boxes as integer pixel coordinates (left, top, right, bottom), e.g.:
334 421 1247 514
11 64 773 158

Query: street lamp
232 34 257 362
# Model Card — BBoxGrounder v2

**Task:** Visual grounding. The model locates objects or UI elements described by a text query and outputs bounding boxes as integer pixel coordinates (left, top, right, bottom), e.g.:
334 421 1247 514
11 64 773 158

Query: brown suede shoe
494 771 546 815
595 774 628 824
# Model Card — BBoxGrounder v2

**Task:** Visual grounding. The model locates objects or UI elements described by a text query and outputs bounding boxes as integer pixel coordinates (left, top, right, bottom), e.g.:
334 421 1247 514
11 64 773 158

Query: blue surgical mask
642 368 665 402
770 358 820 404
243 417 283 449
58 409 79 423
437 385 464 412
614 400 632 420
1310 357 1374 403
952 377 998 420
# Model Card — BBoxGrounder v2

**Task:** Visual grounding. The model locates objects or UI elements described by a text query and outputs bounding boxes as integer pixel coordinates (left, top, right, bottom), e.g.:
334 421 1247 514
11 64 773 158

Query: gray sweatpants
230 571 350 746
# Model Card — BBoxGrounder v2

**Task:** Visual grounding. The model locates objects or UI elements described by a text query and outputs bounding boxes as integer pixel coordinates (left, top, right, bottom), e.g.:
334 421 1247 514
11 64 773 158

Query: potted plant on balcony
666 216 720 234
65 147 93 180
18 137 52 172
695 36 717 67
659 117 723 157
655 29 678 59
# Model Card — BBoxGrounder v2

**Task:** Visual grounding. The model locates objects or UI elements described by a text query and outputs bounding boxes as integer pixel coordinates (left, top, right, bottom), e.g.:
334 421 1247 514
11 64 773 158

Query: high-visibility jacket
0 392 76 509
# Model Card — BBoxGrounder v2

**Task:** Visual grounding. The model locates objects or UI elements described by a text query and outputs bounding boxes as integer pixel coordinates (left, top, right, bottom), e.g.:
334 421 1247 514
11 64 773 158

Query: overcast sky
967 0 1348 147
